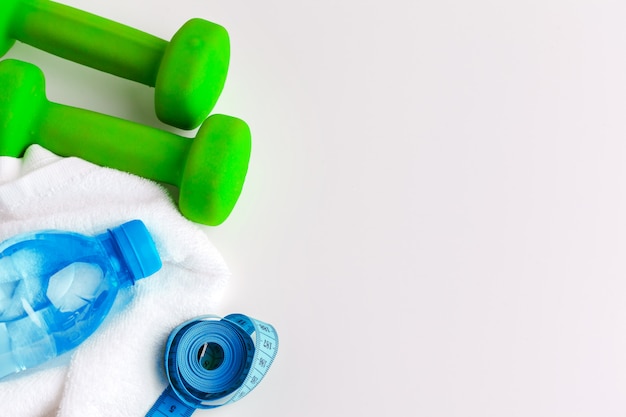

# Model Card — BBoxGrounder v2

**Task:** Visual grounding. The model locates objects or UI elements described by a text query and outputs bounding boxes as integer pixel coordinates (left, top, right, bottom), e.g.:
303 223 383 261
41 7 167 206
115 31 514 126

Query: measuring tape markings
225 314 278 404
146 386 194 417
146 313 279 417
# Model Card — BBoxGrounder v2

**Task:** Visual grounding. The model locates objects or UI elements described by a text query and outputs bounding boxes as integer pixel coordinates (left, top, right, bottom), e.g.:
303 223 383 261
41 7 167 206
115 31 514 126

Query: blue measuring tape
145 313 279 416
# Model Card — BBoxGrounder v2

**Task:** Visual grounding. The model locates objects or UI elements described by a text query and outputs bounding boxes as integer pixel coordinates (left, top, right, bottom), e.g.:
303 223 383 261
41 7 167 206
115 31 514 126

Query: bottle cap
109 220 162 282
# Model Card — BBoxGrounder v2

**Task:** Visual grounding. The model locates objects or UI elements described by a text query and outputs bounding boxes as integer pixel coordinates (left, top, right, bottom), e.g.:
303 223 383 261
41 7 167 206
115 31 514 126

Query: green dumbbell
0 0 230 130
0 59 250 226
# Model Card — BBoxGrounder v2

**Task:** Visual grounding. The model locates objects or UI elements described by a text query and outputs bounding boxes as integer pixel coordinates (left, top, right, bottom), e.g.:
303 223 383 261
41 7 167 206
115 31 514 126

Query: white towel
0 145 230 417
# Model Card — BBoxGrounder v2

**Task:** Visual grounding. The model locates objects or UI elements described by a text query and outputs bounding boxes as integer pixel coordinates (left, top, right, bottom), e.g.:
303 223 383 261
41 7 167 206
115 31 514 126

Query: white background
6 0 626 415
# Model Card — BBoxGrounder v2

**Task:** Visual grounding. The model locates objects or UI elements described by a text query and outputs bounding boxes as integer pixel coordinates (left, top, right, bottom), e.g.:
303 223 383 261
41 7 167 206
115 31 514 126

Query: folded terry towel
0 145 230 417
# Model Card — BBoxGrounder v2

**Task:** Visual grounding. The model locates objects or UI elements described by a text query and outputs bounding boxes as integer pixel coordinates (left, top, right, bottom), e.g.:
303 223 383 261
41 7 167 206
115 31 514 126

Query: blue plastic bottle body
0 231 127 378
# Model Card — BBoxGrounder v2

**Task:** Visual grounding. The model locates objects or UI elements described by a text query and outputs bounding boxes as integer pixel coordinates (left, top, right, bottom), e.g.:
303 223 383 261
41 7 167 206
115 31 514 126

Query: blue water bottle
0 220 162 380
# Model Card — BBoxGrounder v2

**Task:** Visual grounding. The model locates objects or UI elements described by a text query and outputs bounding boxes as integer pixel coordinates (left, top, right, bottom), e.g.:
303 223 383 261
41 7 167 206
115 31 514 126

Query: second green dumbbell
0 59 250 226
0 0 230 130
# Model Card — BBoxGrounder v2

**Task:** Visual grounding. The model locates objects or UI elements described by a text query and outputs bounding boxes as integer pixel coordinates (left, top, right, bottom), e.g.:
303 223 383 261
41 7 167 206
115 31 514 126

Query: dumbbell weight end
181 114 251 225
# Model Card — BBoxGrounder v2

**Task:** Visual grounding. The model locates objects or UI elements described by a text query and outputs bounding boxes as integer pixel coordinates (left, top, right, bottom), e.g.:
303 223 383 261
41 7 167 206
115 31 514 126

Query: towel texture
0 145 230 417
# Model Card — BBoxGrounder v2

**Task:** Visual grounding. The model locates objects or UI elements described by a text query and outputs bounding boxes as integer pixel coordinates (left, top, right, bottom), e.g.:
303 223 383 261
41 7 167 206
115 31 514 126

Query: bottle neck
96 231 136 288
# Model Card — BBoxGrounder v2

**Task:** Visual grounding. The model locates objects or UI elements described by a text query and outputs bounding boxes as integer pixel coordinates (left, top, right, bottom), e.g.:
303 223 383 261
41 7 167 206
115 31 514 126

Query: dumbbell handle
10 0 166 85
25 103 189 185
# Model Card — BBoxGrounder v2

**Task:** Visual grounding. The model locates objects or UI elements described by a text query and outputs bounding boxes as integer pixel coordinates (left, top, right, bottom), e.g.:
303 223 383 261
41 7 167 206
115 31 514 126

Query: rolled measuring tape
145 313 279 417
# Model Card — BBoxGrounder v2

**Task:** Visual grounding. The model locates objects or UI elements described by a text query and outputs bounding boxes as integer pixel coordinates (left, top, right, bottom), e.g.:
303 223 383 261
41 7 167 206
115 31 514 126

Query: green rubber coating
156 19 230 130
0 59 251 226
0 58 47 156
181 114 251 225
7 0 166 86
0 0 19 56
0 0 230 130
